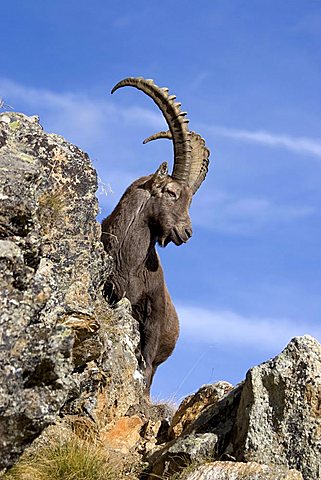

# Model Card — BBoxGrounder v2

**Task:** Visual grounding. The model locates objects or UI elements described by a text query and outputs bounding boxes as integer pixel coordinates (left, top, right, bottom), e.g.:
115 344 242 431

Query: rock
169 381 233 439
143 380 238 478
181 461 303 480
66 296 146 424
100 415 144 453
0 112 145 469
177 382 243 458
143 433 218 479
3 113 321 480
145 336 321 480
230 335 321 480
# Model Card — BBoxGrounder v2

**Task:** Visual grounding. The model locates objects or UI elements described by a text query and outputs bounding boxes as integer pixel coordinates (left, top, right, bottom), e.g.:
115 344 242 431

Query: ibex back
101 77 210 392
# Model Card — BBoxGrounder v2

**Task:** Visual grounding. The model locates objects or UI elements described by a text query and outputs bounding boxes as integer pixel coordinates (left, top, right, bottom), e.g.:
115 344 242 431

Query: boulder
182 461 302 480
143 433 218 479
145 336 321 480
169 381 233 439
230 335 321 480
0 112 145 469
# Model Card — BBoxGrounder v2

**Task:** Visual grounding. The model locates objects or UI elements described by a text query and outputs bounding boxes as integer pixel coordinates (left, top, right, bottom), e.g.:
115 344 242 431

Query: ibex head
140 161 193 247
111 77 210 248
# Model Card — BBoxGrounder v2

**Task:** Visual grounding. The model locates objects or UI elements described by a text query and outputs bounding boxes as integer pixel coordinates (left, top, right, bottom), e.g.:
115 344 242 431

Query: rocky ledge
0 112 146 470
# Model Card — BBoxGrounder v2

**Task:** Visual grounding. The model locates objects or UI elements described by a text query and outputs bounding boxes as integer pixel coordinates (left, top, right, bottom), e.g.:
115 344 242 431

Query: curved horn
143 129 210 194
143 130 172 144
188 132 210 194
111 77 192 184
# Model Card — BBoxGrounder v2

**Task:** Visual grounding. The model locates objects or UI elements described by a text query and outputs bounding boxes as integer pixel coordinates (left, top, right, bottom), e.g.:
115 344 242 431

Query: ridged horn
188 132 210 194
143 129 210 194
143 131 172 144
111 77 192 184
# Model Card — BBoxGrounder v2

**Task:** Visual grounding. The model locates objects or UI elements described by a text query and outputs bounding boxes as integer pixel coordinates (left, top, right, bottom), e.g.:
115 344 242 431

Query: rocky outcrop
144 336 321 480
182 462 303 480
0 112 145 470
169 381 233 439
2 112 321 480
230 335 321 478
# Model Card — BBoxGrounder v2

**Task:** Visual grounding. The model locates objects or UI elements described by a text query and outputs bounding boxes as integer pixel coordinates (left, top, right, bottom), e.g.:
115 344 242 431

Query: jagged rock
99 401 176 460
0 112 145 469
143 433 218 479
100 415 144 453
66 297 146 423
145 336 321 480
230 335 321 480
143 380 237 479
181 461 303 480
169 381 233 439
3 113 321 480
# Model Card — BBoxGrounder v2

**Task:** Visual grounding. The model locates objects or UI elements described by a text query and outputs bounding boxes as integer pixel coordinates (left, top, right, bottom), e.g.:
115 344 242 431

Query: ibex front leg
137 288 179 393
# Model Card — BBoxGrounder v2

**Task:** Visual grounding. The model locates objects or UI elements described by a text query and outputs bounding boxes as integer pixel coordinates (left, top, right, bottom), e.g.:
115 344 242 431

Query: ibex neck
101 190 154 275
114 217 153 272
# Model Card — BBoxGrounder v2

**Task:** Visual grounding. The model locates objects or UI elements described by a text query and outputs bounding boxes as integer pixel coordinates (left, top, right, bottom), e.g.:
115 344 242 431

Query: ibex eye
166 189 177 199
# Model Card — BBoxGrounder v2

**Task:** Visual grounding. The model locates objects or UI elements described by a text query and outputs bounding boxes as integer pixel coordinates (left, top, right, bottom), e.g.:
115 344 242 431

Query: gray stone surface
182 461 303 480
145 336 321 480
3 112 321 480
144 433 218 479
0 112 145 469
230 335 321 480
169 381 233 439
143 380 240 478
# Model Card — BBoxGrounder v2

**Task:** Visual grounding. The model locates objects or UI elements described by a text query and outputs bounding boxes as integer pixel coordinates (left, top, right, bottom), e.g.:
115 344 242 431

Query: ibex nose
185 227 193 239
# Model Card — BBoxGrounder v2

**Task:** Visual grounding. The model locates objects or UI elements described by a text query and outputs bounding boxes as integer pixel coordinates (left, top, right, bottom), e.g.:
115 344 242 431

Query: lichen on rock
231 335 321 480
144 336 321 480
2 112 321 480
0 112 145 470
181 461 303 480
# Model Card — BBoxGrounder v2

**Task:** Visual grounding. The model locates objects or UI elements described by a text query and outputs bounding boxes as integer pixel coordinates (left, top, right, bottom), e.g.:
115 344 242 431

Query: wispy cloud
188 72 210 92
121 106 164 129
0 77 163 147
3 77 321 160
192 189 314 234
0 78 116 146
177 305 321 352
206 125 321 159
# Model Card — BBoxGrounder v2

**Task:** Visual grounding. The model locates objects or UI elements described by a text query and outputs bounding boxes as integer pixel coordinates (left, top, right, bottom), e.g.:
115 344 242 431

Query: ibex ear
154 161 168 179
143 161 168 194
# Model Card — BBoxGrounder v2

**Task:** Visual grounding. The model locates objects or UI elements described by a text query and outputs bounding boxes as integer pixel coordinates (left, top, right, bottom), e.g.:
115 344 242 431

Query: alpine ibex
102 77 210 391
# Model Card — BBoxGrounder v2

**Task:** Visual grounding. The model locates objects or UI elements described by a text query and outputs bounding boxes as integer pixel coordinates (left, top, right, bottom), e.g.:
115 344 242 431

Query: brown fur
101 164 193 391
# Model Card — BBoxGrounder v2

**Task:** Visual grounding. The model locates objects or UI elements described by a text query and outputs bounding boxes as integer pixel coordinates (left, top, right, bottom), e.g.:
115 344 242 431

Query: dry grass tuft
4 433 117 480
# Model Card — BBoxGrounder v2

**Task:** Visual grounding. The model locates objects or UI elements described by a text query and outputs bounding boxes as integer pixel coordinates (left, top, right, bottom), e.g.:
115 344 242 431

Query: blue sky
1 1 321 402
